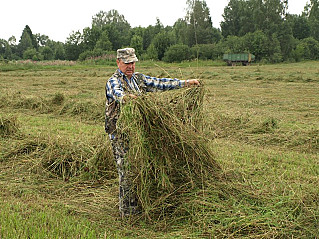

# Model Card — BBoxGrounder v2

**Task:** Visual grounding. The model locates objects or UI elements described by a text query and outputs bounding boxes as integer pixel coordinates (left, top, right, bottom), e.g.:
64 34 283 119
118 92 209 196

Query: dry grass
0 61 318 238
0 115 21 138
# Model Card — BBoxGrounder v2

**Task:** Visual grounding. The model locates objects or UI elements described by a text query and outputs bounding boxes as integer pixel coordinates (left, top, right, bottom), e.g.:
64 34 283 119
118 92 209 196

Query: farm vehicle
223 53 255 66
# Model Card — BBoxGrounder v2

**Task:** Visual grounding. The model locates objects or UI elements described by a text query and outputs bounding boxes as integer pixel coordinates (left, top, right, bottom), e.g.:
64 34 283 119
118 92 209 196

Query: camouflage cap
117 48 138 63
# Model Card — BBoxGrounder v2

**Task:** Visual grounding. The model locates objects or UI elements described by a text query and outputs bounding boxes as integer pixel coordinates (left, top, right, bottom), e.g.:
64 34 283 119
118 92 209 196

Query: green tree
221 0 288 37
173 18 189 45
54 42 66 60
130 27 145 54
149 32 173 60
185 0 218 45
104 24 129 50
17 25 38 58
92 10 128 29
92 9 131 50
223 35 245 53
65 31 83 60
146 44 158 60
276 20 295 60
308 0 319 40
131 26 144 37
82 27 102 51
79 28 113 61
18 27 34 57
23 48 42 60
24 25 38 49
268 33 283 63
130 35 143 57
4 43 13 60
221 0 250 37
309 0 319 19
191 44 221 60
291 37 319 61
95 31 112 51
8 36 16 46
0 39 5 57
8 36 18 60
300 37 319 59
154 18 164 35
243 30 269 61
143 25 157 51
287 14 311 40
309 19 319 41
252 0 287 34
291 41 305 62
35 34 49 47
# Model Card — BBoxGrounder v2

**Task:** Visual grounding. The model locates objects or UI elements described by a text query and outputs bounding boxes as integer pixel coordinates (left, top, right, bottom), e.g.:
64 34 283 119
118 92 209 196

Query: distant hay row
0 92 104 122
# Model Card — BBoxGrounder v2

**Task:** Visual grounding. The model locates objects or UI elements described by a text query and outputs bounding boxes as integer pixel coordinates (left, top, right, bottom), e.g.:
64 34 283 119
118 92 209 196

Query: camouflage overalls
105 69 185 216
109 133 139 216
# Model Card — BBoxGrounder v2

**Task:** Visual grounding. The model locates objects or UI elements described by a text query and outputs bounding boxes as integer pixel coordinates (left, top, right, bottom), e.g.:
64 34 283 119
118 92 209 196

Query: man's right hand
186 79 200 87
123 94 137 103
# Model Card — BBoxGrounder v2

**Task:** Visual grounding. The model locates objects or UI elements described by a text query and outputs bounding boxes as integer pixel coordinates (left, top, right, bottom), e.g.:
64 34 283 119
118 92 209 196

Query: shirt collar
117 69 135 80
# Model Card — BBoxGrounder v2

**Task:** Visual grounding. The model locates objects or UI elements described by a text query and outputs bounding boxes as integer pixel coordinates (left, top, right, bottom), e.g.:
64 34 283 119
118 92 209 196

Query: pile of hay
117 86 221 220
0 115 20 138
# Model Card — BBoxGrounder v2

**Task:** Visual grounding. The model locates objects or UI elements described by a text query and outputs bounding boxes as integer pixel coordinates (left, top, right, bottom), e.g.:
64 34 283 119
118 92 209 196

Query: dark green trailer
223 53 255 66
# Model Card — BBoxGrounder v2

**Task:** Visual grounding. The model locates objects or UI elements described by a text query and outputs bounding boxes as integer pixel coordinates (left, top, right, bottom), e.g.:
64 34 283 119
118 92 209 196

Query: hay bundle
0 115 20 138
117 86 220 219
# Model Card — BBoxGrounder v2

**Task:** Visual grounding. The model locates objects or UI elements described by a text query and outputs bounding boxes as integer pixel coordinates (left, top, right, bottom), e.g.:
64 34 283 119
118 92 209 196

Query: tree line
1 0 319 63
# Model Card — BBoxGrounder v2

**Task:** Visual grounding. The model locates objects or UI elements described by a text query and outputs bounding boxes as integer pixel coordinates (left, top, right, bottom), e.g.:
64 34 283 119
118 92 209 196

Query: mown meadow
0 60 318 238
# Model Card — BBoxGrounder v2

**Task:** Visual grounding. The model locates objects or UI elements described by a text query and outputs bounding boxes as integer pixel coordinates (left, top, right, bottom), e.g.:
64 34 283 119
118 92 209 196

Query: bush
291 37 319 61
301 37 319 60
191 44 221 60
163 44 191 62
42 46 54 60
79 49 103 61
78 49 116 62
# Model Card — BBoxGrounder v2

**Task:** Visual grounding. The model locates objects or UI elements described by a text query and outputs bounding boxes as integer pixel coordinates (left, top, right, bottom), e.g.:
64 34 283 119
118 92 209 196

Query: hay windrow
117 86 221 220
0 91 104 122
3 133 116 180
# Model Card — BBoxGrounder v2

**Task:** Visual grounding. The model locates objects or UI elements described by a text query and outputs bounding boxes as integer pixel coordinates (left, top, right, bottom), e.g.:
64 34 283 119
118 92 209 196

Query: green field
0 61 318 238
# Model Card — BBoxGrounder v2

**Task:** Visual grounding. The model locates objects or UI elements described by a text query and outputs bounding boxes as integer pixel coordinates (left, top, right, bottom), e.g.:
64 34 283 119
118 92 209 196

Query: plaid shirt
105 69 186 134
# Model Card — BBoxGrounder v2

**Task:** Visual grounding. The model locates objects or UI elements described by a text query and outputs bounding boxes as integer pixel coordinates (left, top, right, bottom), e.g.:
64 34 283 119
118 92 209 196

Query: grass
0 199 101 238
0 60 318 238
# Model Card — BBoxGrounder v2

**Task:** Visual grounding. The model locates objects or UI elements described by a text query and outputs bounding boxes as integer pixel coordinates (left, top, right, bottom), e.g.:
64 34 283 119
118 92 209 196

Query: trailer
223 53 255 66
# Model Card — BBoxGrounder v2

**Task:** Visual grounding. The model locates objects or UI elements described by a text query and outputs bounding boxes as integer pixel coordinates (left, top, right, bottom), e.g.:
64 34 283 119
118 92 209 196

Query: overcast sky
0 0 309 43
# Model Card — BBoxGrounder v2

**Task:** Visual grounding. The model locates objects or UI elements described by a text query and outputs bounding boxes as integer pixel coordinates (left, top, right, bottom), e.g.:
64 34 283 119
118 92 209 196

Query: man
105 48 199 217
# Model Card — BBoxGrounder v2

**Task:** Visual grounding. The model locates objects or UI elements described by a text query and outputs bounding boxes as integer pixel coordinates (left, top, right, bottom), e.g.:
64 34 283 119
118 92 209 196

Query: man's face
117 59 136 78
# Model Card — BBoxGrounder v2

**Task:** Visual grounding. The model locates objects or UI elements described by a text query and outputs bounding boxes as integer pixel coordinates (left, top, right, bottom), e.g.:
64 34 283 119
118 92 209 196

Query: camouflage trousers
109 134 139 216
